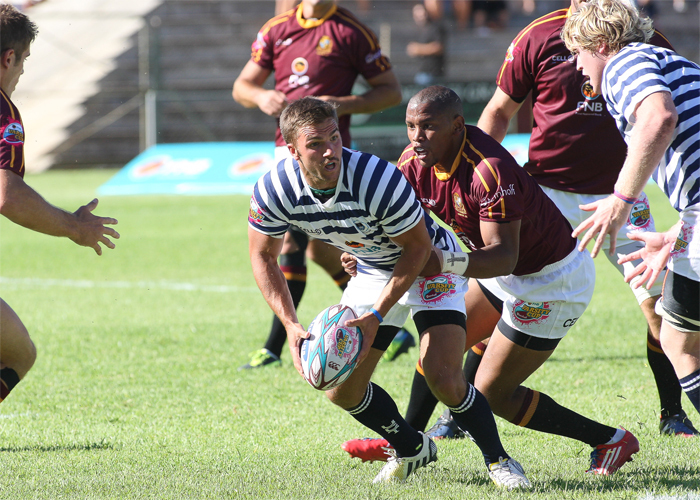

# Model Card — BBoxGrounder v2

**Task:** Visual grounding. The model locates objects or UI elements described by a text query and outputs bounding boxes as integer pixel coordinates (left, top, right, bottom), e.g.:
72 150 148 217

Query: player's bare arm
319 70 401 117
0 170 119 255
248 226 308 375
477 88 523 143
232 60 287 117
573 92 678 257
346 221 431 364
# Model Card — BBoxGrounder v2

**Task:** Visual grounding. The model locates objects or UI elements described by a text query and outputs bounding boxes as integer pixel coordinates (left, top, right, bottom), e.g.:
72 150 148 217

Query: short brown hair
1 4 38 57
561 0 653 55
279 97 339 146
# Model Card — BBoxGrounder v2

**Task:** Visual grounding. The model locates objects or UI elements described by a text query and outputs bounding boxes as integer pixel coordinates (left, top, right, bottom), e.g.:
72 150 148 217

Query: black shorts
498 319 561 351
659 270 700 332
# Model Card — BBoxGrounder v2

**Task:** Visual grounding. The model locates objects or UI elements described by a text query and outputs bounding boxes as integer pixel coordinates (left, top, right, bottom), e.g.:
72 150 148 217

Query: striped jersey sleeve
603 43 700 211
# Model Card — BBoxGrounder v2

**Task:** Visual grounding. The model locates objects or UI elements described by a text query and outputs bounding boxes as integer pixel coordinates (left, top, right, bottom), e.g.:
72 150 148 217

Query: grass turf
0 169 697 499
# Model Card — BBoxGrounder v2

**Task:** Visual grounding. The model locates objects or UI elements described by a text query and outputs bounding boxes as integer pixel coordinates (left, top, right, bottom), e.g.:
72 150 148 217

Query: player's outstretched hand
572 194 630 258
288 322 310 377
340 252 358 277
345 312 380 366
71 199 120 255
618 229 675 290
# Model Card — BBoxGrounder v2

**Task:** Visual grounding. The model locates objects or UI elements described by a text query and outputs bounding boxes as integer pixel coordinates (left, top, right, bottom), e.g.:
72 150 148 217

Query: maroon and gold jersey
398 125 575 276
496 8 672 194
251 4 392 146
0 89 25 178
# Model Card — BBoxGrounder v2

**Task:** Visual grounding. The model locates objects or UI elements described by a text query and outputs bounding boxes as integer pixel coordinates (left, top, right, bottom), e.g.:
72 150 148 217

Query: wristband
369 308 383 323
440 250 470 276
613 190 636 205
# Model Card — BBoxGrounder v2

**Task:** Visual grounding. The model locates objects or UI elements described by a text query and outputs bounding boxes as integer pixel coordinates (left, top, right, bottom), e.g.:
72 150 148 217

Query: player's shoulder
396 145 417 172
332 6 379 41
258 8 296 35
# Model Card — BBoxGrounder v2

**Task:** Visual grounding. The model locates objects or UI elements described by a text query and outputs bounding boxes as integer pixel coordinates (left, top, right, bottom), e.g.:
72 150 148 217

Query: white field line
0 277 257 293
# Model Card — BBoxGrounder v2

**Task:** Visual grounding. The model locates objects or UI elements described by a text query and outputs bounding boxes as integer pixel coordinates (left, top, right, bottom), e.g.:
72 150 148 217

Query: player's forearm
232 78 266 109
0 171 79 240
477 88 521 143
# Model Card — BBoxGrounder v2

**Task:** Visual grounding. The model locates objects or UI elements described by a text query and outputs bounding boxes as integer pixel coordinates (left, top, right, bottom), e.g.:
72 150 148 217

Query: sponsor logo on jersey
316 35 333 56
453 192 467 217
581 80 599 101
335 328 353 358
249 196 265 224
419 275 457 303
421 198 437 207
345 241 365 248
2 121 24 145
302 227 322 235
512 300 552 326
629 199 652 229
352 220 372 234
671 222 693 257
253 32 267 50
505 43 516 63
365 50 383 64
451 220 475 250
551 54 575 63
276 37 293 47
480 183 516 209
289 57 310 88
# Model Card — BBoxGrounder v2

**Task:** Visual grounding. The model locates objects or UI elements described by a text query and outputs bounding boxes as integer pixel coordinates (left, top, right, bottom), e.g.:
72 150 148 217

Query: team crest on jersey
316 35 333 56
628 199 652 229
581 80 599 101
289 57 310 88
513 300 552 326
453 192 467 217
419 275 457 304
2 121 24 145
352 220 372 234
248 197 264 224
671 223 693 257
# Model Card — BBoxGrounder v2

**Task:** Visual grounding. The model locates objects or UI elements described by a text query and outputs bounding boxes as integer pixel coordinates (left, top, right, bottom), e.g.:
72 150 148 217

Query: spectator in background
472 0 509 36
407 3 446 86
424 0 472 30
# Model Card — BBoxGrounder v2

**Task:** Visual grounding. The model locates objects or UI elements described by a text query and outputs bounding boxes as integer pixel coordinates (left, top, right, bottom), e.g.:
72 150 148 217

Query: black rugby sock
647 333 683 416
680 369 700 413
0 367 20 403
263 279 306 357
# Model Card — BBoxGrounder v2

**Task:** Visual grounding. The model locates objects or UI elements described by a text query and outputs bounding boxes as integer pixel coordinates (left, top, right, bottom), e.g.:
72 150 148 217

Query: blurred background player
233 0 412 370
562 0 699 417
475 0 696 436
406 3 446 86
0 4 119 404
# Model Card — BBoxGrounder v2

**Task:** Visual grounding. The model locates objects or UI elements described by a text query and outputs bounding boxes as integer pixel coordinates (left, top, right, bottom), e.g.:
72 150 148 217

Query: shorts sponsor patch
419 274 457 304
512 300 552 326
671 222 693 257
2 121 24 145
628 197 652 229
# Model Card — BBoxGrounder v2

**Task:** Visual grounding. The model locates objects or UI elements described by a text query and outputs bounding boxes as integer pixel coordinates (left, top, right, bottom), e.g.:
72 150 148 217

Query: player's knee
424 368 464 407
325 384 364 410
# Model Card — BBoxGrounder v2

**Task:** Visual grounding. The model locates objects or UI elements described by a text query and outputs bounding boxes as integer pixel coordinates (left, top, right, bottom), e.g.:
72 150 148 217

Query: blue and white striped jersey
249 147 460 271
602 43 699 212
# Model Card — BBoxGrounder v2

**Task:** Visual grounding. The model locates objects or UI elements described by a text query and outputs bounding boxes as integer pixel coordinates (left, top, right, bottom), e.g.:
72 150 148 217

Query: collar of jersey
296 4 338 29
434 129 466 181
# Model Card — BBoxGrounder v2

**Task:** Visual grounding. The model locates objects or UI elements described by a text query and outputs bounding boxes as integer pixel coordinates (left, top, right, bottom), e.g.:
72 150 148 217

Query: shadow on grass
0 440 114 453
547 354 645 363
542 465 700 493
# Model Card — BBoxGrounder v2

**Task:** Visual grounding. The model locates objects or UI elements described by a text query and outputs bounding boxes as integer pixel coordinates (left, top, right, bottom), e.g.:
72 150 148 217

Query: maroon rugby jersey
398 125 575 276
496 8 672 194
251 4 392 147
0 89 25 178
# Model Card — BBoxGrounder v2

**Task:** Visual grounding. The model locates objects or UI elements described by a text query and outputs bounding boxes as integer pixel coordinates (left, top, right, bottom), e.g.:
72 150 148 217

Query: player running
248 96 530 489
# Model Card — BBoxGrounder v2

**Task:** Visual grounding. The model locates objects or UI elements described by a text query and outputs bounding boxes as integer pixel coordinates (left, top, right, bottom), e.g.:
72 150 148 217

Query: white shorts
478 248 595 340
668 205 700 283
541 186 662 302
341 264 468 329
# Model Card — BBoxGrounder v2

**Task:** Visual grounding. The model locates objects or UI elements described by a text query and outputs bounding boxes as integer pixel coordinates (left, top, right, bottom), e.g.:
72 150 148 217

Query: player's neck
301 2 335 20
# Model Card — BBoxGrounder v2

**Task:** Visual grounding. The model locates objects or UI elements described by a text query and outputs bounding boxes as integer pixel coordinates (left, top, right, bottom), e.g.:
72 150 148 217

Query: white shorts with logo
478 248 595 340
341 264 468 329
540 186 662 302
668 206 700 282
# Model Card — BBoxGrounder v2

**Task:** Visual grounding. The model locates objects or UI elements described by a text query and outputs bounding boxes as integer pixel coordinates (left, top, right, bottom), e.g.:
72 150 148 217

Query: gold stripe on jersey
297 4 338 29
466 135 507 219
335 9 389 71
252 10 297 62
434 130 467 181
397 150 416 171
496 9 568 86
0 90 16 119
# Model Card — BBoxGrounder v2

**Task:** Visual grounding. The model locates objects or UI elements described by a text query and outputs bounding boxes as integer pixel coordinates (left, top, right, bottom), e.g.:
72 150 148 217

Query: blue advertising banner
98 135 532 196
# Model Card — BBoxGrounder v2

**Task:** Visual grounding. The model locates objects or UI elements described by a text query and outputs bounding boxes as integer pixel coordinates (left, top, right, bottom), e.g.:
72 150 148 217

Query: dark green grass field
0 170 698 499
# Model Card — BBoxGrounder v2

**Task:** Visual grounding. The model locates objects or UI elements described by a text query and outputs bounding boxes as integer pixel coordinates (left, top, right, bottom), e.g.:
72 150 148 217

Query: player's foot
382 328 415 362
660 410 700 437
424 409 466 440
587 429 639 475
341 437 391 462
372 433 437 483
488 457 532 490
238 348 281 370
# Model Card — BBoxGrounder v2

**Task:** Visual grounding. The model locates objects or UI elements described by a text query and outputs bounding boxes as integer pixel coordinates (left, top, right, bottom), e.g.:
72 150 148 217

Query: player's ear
287 144 299 160
0 49 15 69
453 115 465 135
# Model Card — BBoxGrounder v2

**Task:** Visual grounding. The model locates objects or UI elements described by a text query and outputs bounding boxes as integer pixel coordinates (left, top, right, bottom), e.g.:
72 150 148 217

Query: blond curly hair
561 0 654 55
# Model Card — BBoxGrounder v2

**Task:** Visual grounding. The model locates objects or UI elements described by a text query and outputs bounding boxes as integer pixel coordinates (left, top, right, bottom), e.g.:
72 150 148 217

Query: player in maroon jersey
233 0 406 370
0 5 119 404
476 0 696 436
342 86 640 475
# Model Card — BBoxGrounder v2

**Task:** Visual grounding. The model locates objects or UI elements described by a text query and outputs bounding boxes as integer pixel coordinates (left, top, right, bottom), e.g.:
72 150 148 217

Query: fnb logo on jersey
2 121 24 145
345 241 365 248
289 57 310 87
513 300 551 325
419 275 457 303
629 200 651 229
316 35 333 56
671 223 692 257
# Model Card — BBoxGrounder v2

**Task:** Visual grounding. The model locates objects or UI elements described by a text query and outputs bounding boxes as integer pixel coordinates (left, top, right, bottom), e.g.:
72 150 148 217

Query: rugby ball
300 304 363 391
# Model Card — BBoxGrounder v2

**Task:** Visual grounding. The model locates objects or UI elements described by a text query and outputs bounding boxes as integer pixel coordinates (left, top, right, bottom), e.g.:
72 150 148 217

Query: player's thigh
0 298 36 377
306 239 343 273
465 278 502 350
